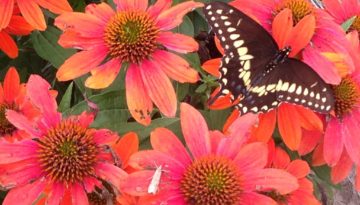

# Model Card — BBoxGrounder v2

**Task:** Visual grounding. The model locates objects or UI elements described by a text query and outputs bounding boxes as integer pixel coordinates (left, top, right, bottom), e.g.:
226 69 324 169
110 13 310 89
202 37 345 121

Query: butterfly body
203 2 334 115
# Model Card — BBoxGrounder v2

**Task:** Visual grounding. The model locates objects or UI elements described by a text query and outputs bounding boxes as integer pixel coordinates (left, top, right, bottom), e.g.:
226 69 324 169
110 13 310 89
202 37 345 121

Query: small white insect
147 165 163 194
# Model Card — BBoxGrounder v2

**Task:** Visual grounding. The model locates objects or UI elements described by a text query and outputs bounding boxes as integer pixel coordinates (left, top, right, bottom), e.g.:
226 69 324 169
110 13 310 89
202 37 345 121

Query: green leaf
173 16 194 36
195 83 207 93
59 82 73 112
342 16 356 32
176 82 190 101
200 109 231 130
31 26 76 68
69 0 87 11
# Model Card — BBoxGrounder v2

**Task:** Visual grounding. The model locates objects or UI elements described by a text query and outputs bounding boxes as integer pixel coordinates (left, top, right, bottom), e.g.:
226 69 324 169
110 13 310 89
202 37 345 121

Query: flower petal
120 170 155 196
180 103 211 158
125 63 153 126
295 106 323 131
85 58 122 89
57 47 108 81
147 0 171 18
95 162 127 189
17 0 46 30
202 58 221 78
234 142 268 170
252 110 276 142
272 8 292 49
298 129 322 156
272 147 290 169
70 183 88 205
115 0 148 11
46 182 65 205
3 179 46 205
112 132 139 168
343 115 360 164
240 192 277 205
323 118 343 166
37 0 72 14
286 160 310 178
322 0 347 23
85 2 114 23
356 165 360 191
0 31 18 59
151 127 192 166
331 151 353 184
0 0 14 29
5 15 34 35
3 67 20 103
140 60 177 117
277 103 302 150
153 50 199 83
157 31 198 53
156 1 203 31
6 110 42 137
58 29 104 50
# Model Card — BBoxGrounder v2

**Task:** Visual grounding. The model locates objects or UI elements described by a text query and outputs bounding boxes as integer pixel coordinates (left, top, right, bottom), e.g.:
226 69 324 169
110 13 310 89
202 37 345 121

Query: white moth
147 165 163 194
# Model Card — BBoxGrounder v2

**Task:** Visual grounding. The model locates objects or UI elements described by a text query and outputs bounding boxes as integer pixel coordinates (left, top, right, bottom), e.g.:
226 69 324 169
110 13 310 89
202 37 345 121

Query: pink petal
157 31 198 53
85 2 114 23
140 60 177 117
151 127 192 166
46 182 65 205
128 150 185 178
180 103 211 158
302 47 341 84
95 162 127 190
152 50 199 83
0 0 14 29
0 140 39 163
58 29 105 50
243 168 299 195
121 170 156 196
240 192 277 205
3 179 46 205
70 183 89 205
57 46 108 81
298 129 323 156
343 115 360 164
85 58 122 89
147 0 172 18
17 0 46 30
156 1 203 31
323 118 343 166
234 142 268 170
83 177 101 193
322 0 347 23
92 129 118 145
6 110 42 137
218 113 258 158
27 75 61 127
0 160 43 187
331 151 353 184
115 0 148 11
55 12 104 37
125 63 153 126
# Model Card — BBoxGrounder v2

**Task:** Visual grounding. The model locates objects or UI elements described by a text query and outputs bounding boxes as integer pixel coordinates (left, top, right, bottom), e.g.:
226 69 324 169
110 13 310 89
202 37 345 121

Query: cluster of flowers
0 0 359 204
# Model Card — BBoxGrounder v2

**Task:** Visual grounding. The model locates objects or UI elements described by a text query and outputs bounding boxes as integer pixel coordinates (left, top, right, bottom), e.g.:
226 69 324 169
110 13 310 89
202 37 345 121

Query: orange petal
298 129 322 156
85 59 122 89
157 31 198 53
56 47 107 81
312 141 326 166
286 159 310 178
0 0 14 29
252 110 276 142
3 67 20 103
287 14 316 57
272 8 293 49
140 60 177 117
153 50 199 83
277 103 302 150
295 106 323 131
0 84 4 104
4 15 33 35
202 58 221 78
17 0 46 31
223 109 240 134
331 151 353 184
0 31 18 58
37 0 72 14
214 37 224 54
125 64 153 126
272 147 290 169
113 132 139 168
208 88 238 110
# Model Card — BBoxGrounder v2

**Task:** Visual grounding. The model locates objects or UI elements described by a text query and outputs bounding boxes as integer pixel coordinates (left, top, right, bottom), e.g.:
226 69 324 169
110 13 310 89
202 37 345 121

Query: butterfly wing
203 2 278 101
275 58 334 113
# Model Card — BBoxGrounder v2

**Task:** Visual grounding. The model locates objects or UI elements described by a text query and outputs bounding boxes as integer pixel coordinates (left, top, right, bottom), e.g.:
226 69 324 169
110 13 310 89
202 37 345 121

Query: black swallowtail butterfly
203 1 334 115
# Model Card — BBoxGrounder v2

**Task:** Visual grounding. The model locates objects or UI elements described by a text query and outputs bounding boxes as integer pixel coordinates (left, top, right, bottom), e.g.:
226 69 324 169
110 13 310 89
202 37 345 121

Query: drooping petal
70 183 88 205
5 15 33 35
296 106 323 131
112 132 138 168
3 179 46 205
17 0 46 30
243 168 299 195
6 110 42 137
140 60 177 117
180 103 211 158
240 192 277 205
46 182 65 205
251 110 276 142
0 0 14 29
322 0 347 23
277 103 302 150
152 50 199 83
120 170 156 196
147 0 172 18
0 159 43 186
234 142 268 170
157 32 198 53
95 162 127 189
272 8 293 49
286 160 310 178
151 128 192 166
37 0 72 14
202 58 221 78
57 46 108 81
3 67 20 103
298 129 322 156
343 115 360 164
58 29 105 50
331 151 353 184
115 0 148 11
85 2 115 23
356 165 360 191
272 147 290 169
27 75 61 127
0 140 38 163
125 63 153 126
85 58 122 89
0 31 18 59
323 118 343 166
156 1 204 31
312 141 326 166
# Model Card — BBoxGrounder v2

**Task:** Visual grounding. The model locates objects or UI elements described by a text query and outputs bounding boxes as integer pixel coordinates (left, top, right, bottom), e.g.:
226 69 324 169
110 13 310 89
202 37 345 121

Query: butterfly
203 2 334 115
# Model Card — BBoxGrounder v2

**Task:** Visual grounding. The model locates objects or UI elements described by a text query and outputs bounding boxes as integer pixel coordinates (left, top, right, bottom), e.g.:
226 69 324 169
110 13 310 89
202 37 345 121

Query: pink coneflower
231 0 354 84
0 75 127 204
54 1 202 126
0 67 39 141
121 103 299 204
0 0 72 31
